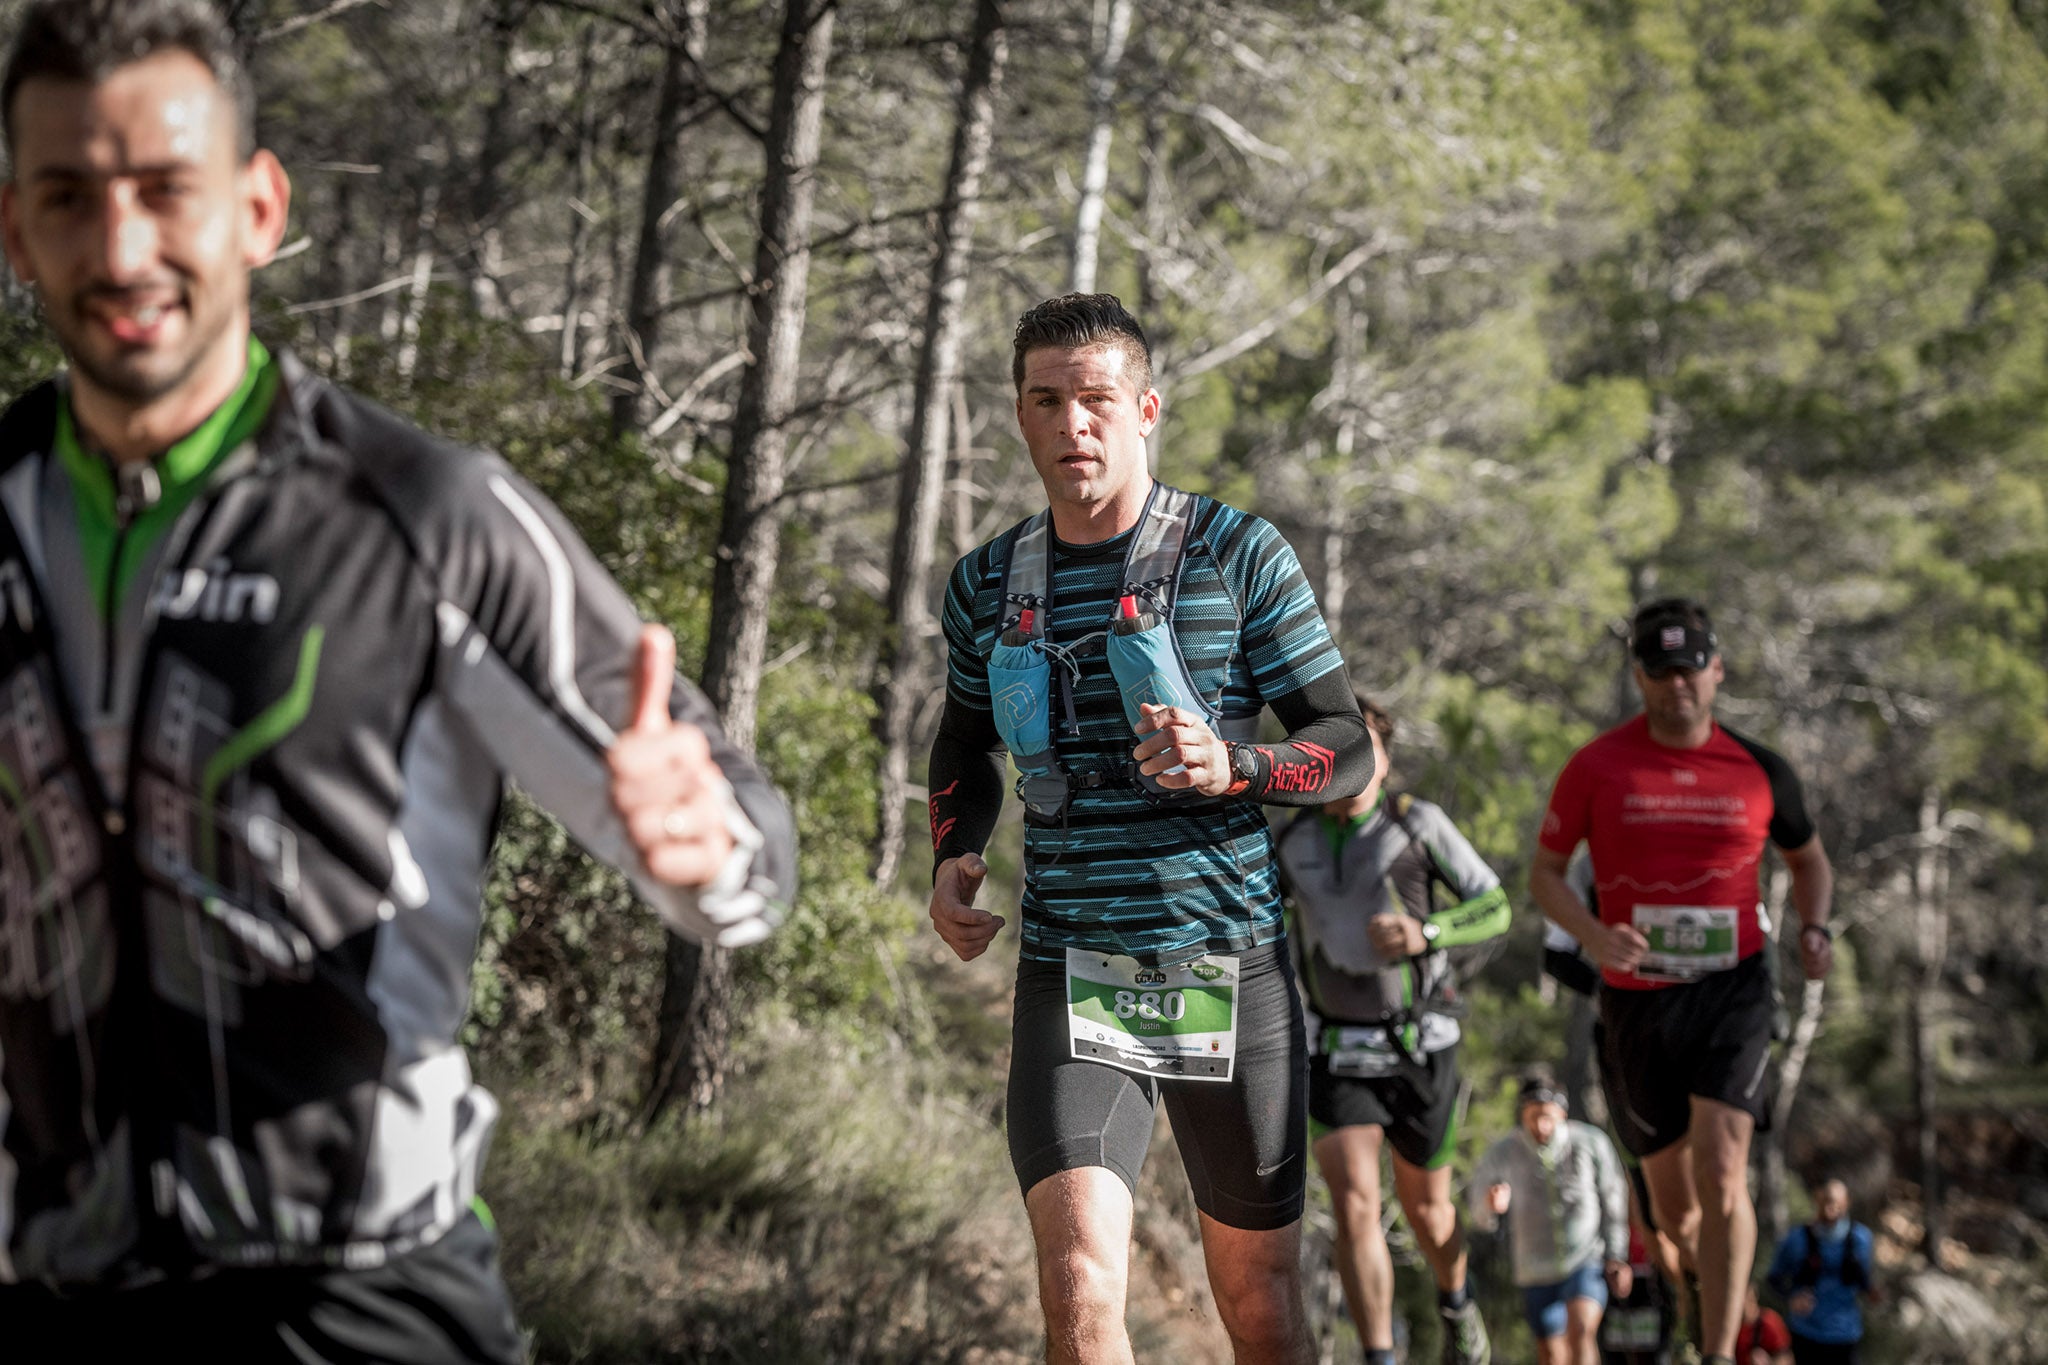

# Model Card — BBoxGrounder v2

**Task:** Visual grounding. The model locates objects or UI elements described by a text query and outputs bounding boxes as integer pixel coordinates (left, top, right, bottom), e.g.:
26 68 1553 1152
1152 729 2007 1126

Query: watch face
1234 745 1258 780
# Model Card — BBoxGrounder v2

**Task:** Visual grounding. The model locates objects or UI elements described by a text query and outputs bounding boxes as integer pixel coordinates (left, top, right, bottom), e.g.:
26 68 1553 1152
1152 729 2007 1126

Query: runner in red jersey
1529 599 1835 1365
1543 710 1806 990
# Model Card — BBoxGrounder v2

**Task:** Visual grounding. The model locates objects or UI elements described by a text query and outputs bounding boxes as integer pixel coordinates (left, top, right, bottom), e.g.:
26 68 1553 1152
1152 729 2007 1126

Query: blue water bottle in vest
1108 593 1194 786
987 608 1067 817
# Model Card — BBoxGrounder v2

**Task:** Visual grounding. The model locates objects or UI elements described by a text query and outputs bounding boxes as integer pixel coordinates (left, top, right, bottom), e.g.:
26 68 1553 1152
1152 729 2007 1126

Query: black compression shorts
1598 951 1775 1158
1006 939 1308 1230
0 1211 522 1363
1307 1043 1461 1170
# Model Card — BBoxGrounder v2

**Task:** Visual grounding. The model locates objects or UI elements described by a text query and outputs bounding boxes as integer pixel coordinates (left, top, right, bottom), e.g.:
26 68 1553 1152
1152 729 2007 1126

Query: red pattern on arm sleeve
1263 741 1336 796
928 780 961 848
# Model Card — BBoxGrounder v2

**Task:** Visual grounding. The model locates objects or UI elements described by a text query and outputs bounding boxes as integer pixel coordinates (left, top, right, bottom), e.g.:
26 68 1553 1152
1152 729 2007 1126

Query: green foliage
259 292 718 620
737 665 911 1025
1403 674 1592 875
0 310 58 403
472 790 656 1096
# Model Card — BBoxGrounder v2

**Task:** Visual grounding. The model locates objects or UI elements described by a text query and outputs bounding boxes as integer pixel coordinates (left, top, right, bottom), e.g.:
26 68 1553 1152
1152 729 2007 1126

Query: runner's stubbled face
1633 654 1723 739
1520 1100 1565 1146
2 51 285 414
1015 343 1159 534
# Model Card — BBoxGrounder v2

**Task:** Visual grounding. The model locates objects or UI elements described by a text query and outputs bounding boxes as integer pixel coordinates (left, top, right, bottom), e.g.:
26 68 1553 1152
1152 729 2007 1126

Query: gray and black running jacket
0 349 795 1286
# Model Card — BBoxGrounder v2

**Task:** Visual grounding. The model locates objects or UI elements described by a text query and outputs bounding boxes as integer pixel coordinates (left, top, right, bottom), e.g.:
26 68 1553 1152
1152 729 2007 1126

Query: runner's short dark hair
1354 689 1393 748
4 0 255 164
1012 292 1152 395
1516 1063 1567 1112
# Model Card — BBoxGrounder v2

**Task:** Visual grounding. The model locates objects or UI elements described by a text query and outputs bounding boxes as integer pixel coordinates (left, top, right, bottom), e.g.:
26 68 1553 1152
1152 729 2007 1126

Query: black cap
1631 617 1718 676
1517 1067 1568 1113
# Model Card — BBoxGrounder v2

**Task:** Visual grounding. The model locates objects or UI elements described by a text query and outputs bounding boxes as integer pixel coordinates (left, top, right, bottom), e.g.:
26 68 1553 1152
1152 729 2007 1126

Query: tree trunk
1764 975 1826 1240
610 0 709 436
1911 784 1948 1261
559 23 598 378
646 0 837 1123
1318 494 1348 633
465 0 526 320
395 176 441 385
1134 88 1168 319
871 0 1009 889
1760 865 1815 1248
594 117 627 381
221 0 256 43
1068 0 1133 294
1317 284 1363 630
948 381 978 564
317 174 357 374
1133 53 1170 458
378 219 405 343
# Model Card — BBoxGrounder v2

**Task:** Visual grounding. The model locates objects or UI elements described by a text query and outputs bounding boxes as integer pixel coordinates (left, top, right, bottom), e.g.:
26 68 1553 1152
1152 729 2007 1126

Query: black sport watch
1227 741 1261 791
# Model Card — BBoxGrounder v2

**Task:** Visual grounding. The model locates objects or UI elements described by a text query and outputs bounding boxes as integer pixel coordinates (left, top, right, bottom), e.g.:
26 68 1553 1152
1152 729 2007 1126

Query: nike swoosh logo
1256 1155 1296 1177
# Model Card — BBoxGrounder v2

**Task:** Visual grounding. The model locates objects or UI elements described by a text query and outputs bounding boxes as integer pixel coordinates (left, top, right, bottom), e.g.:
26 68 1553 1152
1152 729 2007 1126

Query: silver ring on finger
662 807 692 840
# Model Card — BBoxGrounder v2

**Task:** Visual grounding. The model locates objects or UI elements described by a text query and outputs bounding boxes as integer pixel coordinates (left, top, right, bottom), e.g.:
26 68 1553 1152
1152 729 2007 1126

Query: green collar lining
53 335 277 609
1319 791 1383 858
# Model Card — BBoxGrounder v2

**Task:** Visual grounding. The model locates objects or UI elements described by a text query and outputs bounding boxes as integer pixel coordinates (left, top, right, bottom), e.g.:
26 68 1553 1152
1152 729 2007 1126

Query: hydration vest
986 483 1259 820
1791 1224 1871 1292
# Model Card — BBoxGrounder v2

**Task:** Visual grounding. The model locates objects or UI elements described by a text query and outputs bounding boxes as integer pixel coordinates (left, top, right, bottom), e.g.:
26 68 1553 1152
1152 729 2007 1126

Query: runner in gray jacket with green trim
1470 1070 1632 1365
1275 696 1510 1365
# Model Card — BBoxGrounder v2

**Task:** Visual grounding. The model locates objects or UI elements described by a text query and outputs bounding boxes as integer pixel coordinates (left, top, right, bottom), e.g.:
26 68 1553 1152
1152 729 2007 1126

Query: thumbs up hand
929 852 1004 961
609 624 739 896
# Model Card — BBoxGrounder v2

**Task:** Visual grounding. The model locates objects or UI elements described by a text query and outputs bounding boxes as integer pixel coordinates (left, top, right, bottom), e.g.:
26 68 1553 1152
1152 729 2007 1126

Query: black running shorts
1006 939 1308 1230
1307 1042 1462 1170
1598 951 1775 1158
0 1211 523 1363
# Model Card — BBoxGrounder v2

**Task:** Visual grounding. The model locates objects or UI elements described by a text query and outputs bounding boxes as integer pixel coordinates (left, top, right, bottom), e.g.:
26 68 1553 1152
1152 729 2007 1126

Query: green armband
1426 885 1510 948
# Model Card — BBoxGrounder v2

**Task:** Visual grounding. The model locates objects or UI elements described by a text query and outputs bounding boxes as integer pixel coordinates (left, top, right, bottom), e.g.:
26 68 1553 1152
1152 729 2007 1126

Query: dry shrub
487 1016 1041 1363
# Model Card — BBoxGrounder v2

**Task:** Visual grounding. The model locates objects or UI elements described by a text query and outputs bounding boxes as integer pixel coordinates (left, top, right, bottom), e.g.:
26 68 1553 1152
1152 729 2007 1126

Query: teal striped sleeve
1217 511 1346 702
942 545 995 711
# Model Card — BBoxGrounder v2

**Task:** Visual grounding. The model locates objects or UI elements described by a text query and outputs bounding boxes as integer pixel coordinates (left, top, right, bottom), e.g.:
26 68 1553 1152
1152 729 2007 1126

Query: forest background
2 0 2045 1360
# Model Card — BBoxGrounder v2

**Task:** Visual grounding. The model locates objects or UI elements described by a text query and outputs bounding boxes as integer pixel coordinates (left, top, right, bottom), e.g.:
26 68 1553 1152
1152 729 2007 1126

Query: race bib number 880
1065 950 1239 1082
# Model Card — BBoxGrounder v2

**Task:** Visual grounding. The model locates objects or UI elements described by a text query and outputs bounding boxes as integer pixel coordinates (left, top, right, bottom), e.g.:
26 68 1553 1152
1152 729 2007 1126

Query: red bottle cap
1018 608 1035 634
1118 595 1139 619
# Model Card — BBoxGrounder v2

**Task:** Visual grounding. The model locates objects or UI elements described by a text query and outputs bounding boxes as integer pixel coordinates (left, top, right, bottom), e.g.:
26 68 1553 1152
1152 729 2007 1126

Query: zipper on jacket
102 459 162 714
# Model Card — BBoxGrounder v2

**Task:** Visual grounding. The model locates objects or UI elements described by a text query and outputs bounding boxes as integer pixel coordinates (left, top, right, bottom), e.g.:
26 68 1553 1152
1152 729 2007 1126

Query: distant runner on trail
925 292 1375 1364
1530 598 1835 1365
1469 1067 1632 1365
0 3 795 1358
1765 1178 1878 1365
1274 695 1506 1365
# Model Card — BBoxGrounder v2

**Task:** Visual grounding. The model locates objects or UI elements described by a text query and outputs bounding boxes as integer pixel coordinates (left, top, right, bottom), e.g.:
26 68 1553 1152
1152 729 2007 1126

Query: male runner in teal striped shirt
927 293 1375 1364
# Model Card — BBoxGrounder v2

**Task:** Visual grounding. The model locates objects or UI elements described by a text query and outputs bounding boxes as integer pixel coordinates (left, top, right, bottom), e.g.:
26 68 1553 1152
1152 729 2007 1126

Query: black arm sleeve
927 696 1008 876
1238 665 1372 807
